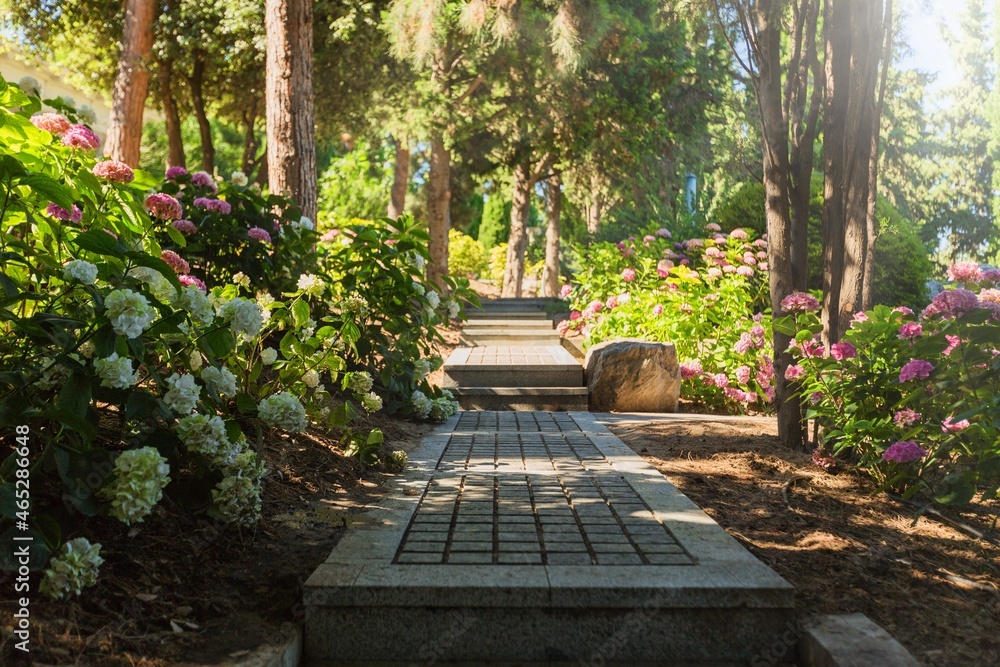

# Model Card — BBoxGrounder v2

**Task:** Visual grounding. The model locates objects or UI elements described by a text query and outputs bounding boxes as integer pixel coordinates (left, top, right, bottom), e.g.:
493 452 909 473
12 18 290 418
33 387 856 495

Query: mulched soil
0 414 433 666
608 417 1000 667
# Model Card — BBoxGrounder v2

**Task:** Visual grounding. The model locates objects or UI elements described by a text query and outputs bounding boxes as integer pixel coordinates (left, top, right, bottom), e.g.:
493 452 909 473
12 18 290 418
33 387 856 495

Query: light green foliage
141 117 257 179
448 229 489 278
318 139 395 228
488 243 508 282
478 192 511 249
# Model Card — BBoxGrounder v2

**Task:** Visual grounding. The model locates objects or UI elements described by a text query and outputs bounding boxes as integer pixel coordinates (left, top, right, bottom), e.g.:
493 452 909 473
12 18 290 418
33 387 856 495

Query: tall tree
266 0 317 220
541 174 563 297
105 0 158 165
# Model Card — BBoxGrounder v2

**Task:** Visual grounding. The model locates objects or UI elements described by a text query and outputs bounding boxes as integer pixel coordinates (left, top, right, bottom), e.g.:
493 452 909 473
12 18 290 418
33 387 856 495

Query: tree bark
188 55 215 173
502 160 533 297
158 57 185 169
265 0 317 220
241 97 259 175
541 174 562 298
388 133 410 220
427 134 451 287
755 0 806 450
105 0 157 166
822 0 887 342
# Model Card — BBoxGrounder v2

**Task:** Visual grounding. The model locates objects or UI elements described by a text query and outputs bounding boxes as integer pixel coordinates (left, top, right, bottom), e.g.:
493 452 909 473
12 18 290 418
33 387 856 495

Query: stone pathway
304 411 794 665
444 298 588 411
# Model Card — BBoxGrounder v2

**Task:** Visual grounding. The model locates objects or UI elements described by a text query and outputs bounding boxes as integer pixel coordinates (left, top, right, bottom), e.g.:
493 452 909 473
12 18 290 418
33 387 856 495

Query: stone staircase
444 298 589 411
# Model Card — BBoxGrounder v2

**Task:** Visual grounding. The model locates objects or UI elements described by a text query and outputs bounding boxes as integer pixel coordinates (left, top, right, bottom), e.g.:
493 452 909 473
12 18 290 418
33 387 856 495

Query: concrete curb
800 613 918 667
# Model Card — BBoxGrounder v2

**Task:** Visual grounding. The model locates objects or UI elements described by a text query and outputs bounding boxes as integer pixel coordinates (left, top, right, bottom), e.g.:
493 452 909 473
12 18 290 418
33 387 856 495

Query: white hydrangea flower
219 297 263 338
201 366 238 397
257 391 307 432
94 352 137 389
127 266 178 304
230 170 248 186
297 273 326 296
64 259 98 284
425 290 441 309
233 272 251 289
411 282 425 296
59 95 76 108
179 286 214 327
348 371 373 394
39 538 103 600
35 356 69 391
430 395 460 422
302 369 320 388
189 350 203 372
362 392 383 413
256 291 275 323
446 299 461 319
260 347 278 365
411 390 433 419
18 75 41 98
212 450 265 526
291 215 314 231
77 104 97 126
176 413 227 456
78 340 95 358
413 358 432 379
409 253 425 271
104 289 155 338
163 372 201 414
341 294 369 317
99 447 170 525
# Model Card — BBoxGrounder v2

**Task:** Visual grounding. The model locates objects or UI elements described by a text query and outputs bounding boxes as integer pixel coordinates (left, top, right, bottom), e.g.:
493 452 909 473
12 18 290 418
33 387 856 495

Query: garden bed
0 416 433 665
609 417 1000 667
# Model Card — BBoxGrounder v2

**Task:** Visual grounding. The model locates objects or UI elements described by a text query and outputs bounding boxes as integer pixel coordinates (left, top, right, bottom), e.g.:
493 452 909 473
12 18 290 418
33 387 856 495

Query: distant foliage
448 229 489 278
478 193 511 249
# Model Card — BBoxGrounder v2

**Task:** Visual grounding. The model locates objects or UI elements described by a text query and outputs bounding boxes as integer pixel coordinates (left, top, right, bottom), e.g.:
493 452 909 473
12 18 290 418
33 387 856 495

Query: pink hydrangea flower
899 359 934 383
178 274 207 292
722 264 737 273
46 202 82 223
852 311 869 324
657 259 674 277
559 284 573 298
729 228 748 240
172 219 197 234
897 322 922 339
706 223 721 232
736 265 754 277
190 171 218 193
655 228 672 238
742 252 757 265
735 365 752 385
923 288 979 319
947 261 983 284
711 373 729 388
248 226 272 243
193 198 232 215
556 319 570 335
606 295 619 309
707 266 723 279
893 306 915 316
621 268 636 282
800 339 825 358
882 441 927 463
830 342 857 361
685 238 704 249
980 288 1000 305
31 113 71 135
62 125 100 150
750 324 766 341
941 417 970 433
784 365 806 381
943 335 961 356
757 251 768 260
780 291 820 313
161 250 190 274
588 299 604 313
759 262 769 272
982 268 1000 283
92 160 134 183
144 193 183 220
569 310 582 321
652 304 664 316
679 360 702 380
893 409 921 427
734 333 753 354
643 235 655 245
165 165 188 180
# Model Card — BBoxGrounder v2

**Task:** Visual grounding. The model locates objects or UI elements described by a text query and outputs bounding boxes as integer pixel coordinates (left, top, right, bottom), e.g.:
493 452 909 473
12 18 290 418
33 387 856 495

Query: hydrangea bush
778 266 1000 505
565 225 774 412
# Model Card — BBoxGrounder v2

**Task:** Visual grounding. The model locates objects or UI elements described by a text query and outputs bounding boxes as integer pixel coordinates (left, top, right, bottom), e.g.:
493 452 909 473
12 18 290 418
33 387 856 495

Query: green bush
478 193 511 249
448 229 489 278
712 181 766 235
488 243 508 282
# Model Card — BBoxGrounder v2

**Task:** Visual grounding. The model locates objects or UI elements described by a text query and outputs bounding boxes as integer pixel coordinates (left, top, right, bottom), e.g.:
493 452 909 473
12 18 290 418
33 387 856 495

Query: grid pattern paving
395 412 694 566
462 346 565 366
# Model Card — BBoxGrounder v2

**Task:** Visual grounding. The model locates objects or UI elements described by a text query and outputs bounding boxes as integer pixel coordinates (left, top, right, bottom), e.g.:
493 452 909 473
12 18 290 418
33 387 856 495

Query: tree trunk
427 134 451 287
822 0 887 342
755 0 805 450
265 0 317 220
585 203 601 235
502 160 533 297
541 174 562 298
388 133 409 220
241 97 259 175
158 58 185 169
188 55 215 173
105 0 157 166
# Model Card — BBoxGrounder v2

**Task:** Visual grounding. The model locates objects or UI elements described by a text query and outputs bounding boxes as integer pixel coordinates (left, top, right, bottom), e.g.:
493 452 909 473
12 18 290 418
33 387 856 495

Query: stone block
801 613 919 667
584 338 681 412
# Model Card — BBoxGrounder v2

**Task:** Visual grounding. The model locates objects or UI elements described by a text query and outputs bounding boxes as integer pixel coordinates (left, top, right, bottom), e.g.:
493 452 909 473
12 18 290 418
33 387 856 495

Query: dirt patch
0 416 432 666
608 418 1000 667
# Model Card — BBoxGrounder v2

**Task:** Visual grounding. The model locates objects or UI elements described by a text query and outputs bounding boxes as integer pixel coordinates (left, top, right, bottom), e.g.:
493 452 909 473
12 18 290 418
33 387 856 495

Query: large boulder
584 339 681 412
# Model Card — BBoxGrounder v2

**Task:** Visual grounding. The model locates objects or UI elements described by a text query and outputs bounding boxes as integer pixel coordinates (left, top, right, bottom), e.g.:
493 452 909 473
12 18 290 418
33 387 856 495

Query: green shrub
479 193 511 249
712 181 766 235
488 243 508 282
448 229 489 278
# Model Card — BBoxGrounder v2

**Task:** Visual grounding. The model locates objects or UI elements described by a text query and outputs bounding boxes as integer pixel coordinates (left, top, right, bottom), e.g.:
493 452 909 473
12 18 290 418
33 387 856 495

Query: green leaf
236 393 257 414
341 321 361 347
74 229 122 256
367 428 384 446
126 251 182 291
20 173 74 209
202 327 236 359
291 299 310 328
934 474 977 505
57 373 91 420
126 391 168 420
166 224 187 248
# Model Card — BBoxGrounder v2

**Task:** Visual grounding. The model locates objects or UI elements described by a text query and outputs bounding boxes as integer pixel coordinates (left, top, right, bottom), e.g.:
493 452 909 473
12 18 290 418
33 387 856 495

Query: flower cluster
62 125 100 151
63 259 98 284
94 353 138 389
258 391 308 432
92 160 134 183
39 538 104 600
145 193 183 220
105 289 155 338
99 447 171 525
48 202 83 223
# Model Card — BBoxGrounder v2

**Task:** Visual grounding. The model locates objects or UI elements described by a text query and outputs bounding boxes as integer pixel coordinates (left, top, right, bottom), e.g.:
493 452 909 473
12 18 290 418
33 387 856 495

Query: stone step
442 346 583 388
452 386 589 411
303 411 795 665
464 318 555 329
459 330 562 347
463 309 551 319
477 297 563 308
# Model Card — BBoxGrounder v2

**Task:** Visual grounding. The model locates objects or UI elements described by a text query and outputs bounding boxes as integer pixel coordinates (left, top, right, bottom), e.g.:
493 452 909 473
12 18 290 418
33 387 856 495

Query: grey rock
584 338 681 412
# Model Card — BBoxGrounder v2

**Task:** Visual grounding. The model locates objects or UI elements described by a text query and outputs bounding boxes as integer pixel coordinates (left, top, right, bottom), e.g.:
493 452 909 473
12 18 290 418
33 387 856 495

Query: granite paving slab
304 411 795 665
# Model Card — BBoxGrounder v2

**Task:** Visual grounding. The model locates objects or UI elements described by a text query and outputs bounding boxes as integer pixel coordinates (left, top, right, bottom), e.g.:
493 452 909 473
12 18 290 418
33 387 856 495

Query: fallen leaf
174 605 193 617
170 620 184 633
135 593 158 602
